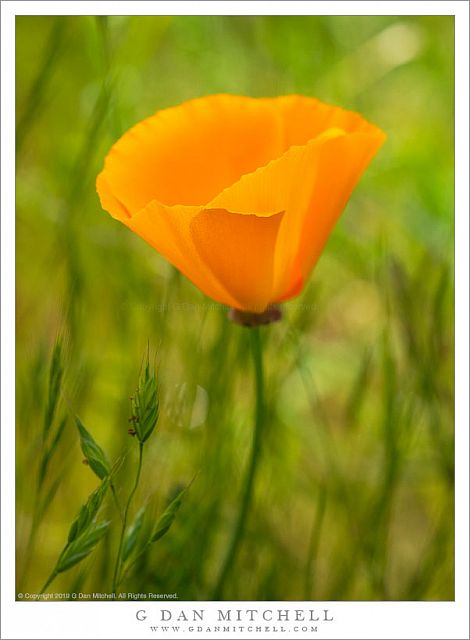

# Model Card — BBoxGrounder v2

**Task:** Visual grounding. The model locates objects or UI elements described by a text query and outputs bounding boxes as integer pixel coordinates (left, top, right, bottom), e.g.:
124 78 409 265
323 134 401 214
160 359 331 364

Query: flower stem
112 442 144 594
212 327 265 599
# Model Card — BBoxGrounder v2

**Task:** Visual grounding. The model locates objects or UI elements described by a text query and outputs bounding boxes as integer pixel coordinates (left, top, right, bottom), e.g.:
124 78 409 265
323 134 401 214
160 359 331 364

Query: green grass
16 15 454 600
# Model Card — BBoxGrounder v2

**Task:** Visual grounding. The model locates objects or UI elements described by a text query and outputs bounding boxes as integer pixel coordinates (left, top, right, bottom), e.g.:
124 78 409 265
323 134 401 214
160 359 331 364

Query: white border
2 2 469 639
1 0 468 16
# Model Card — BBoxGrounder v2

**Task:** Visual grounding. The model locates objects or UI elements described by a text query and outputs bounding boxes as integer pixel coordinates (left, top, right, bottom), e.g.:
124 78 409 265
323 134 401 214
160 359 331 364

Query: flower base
228 305 282 327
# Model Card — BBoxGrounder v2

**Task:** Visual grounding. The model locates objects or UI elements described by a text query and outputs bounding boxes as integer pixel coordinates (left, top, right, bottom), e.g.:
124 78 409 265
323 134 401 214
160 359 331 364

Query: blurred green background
16 15 454 601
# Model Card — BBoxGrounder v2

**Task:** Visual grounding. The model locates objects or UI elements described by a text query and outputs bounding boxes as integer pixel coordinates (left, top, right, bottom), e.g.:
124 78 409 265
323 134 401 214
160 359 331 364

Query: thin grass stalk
112 442 144 594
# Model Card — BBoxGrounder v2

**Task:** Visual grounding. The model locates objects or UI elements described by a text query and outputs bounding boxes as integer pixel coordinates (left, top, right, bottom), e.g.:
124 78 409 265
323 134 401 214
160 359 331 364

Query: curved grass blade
150 485 187 544
57 521 110 574
68 477 110 543
76 416 111 480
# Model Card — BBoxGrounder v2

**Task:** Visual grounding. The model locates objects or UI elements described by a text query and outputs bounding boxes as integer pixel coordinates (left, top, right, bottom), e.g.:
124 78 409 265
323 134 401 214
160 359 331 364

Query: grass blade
75 416 111 480
57 521 110 573
150 486 187 544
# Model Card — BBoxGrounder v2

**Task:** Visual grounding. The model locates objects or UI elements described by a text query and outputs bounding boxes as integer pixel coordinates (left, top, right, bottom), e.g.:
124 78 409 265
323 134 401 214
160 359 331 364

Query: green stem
212 327 265 599
112 442 144 594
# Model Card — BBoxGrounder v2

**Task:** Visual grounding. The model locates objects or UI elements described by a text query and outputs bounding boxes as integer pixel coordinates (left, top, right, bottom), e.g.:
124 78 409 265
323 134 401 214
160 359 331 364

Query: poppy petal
203 128 346 300
190 208 285 313
119 198 284 312
96 172 132 222
123 200 243 309
203 126 385 302
206 128 345 216
96 94 284 213
265 94 378 151
273 129 386 300
295 130 386 281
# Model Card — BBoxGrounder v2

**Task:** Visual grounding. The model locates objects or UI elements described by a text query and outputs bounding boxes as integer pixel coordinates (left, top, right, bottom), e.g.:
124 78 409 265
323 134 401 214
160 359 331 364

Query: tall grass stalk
212 327 265 599
112 442 144 594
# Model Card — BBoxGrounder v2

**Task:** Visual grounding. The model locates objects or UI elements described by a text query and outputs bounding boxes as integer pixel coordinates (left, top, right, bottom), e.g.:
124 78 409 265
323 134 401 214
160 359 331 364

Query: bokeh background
16 15 454 600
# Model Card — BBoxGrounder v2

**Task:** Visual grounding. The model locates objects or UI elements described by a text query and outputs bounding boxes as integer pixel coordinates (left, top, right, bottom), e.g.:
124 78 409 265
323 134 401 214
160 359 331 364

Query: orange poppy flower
97 94 385 314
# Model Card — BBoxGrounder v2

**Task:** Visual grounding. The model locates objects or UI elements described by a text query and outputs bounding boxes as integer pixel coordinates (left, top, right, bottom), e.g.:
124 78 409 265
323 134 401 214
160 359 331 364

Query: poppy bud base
228 305 282 327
